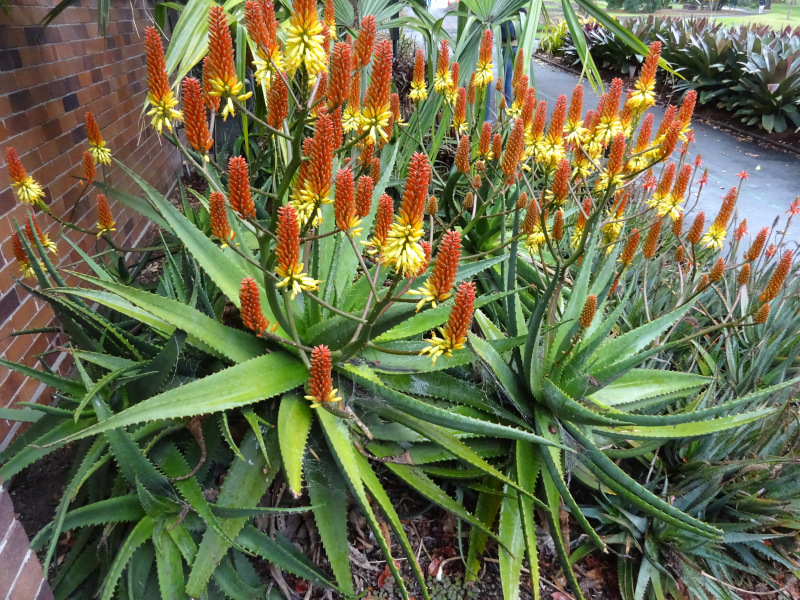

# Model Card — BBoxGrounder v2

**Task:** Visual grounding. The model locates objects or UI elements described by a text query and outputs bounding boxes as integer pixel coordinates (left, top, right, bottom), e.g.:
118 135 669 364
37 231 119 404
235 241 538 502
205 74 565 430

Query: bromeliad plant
2 6 799 600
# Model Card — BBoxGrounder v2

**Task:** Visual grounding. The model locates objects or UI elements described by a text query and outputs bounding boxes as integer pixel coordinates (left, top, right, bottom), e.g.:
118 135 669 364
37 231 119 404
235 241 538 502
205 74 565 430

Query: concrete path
404 2 800 244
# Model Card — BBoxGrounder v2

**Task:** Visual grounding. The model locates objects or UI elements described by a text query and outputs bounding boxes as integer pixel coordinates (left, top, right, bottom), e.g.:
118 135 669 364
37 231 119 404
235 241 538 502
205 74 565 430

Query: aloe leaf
306 447 355 596
466 478 504 582
596 408 774 439
95 180 171 231
74 364 142 422
0 357 84 396
353 452 431 600
516 441 542 600
237 525 340 590
154 522 186 600
99 516 155 600
0 407 43 423
543 379 634 427
345 363 565 449
469 333 534 420
186 428 279 596
71 275 267 363
213 554 267 600
55 353 306 444
318 409 410 599
565 422 722 539
499 484 525 600
587 369 710 409
278 393 313 498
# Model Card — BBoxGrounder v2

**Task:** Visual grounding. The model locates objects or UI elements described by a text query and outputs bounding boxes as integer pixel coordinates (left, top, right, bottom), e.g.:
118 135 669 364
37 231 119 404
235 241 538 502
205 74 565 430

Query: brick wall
0 480 52 599
0 0 182 445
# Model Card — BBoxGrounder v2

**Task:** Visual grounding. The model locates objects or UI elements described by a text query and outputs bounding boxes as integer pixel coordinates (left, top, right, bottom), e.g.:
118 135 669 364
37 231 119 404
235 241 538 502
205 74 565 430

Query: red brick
0 522 30 597
8 550 46 600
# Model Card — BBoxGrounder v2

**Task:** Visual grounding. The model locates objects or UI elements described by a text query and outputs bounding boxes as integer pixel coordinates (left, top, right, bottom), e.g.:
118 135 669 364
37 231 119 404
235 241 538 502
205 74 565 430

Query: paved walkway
406 1 800 244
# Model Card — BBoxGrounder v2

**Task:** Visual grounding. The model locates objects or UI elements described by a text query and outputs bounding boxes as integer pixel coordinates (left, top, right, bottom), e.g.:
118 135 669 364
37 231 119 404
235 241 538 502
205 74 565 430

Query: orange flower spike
228 156 255 218
687 211 705 246
354 15 376 69
634 113 654 154
566 84 583 128
502 119 526 184
579 295 597 328
182 77 213 157
604 78 623 119
335 168 361 235
657 163 691 220
349 176 372 220
463 192 474 211
305 345 341 405
643 219 661 259
427 196 439 215
11 233 34 278
24 214 57 254
759 250 793 303
85 112 112 164
81 151 95 186
312 71 328 113
418 241 432 275
455 135 470 174
342 70 362 132
359 142 374 169
478 122 493 159
754 302 770 324
655 106 678 141
519 88 537 128
292 110 335 225
551 158 571 205
553 209 564 241
660 120 681 159
627 41 660 112
5 147 44 205
202 56 221 112
209 191 235 247
276 205 320 298
674 246 685 262
144 26 182 133
410 48 428 102
677 90 697 135
267 72 289 129
422 280 476 363
370 158 381 183
412 230 462 309
207 7 251 119
434 40 452 94
361 40 393 144
365 193 394 254
710 257 725 282
323 0 336 34
698 273 710 291
453 88 468 134
391 93 402 123
547 95 568 139
246 0 284 88
747 227 769 261
491 134 502 161
737 263 751 285
95 193 116 237
531 100 548 139
620 229 640 266
285 0 326 76
735 219 748 241
467 73 477 104
701 187 738 250
672 212 683 237
382 153 431 275
522 195 539 235
448 62 460 98
474 28 494 88
327 43 351 108
511 48 525 90
597 133 626 191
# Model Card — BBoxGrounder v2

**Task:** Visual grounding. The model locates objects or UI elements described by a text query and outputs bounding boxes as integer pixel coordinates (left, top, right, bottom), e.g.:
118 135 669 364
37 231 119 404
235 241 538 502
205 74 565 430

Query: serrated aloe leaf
154 522 186 600
278 393 312 497
516 441 542 600
99 516 155 600
213 555 267 600
543 379 634 427
565 422 722 539
237 525 340 590
466 478 504 582
499 484 525 600
595 408 774 439
70 275 268 363
589 301 696 377
95 180 171 231
354 451 430 599
469 333 534 420
587 369 710 408
318 409 410 599
55 353 306 444
379 405 543 507
306 447 355 596
345 363 565 449
0 357 84 396
0 407 43 423
186 429 280 596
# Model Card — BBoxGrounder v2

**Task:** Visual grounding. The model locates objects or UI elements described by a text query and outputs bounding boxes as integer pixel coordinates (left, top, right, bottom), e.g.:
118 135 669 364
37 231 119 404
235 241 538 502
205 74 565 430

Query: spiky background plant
2 3 799 600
